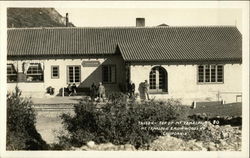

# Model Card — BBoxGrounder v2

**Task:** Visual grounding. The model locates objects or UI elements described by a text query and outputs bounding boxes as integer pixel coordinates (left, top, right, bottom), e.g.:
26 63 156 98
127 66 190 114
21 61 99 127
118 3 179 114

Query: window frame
7 64 18 83
149 66 168 93
26 63 44 82
102 65 116 84
67 65 81 84
51 65 59 79
197 64 224 84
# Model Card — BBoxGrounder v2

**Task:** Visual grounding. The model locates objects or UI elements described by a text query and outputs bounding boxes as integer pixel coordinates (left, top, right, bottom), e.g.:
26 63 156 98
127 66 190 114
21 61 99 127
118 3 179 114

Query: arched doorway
149 66 168 93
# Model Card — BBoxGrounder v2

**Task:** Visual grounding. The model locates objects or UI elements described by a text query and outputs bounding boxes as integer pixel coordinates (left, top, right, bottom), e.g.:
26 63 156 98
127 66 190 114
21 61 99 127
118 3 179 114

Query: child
97 82 105 102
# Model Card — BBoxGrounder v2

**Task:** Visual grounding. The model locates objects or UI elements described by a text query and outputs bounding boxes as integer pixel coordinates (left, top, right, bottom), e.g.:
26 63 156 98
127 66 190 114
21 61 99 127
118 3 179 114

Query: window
26 63 44 82
51 66 59 79
217 65 223 82
7 64 17 82
67 66 81 83
198 65 224 83
102 65 116 83
149 66 168 92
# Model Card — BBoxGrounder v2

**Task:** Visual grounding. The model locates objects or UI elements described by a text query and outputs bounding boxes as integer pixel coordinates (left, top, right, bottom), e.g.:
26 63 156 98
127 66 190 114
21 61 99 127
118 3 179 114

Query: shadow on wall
79 56 126 93
138 82 146 100
57 54 126 96
79 64 102 88
56 64 102 96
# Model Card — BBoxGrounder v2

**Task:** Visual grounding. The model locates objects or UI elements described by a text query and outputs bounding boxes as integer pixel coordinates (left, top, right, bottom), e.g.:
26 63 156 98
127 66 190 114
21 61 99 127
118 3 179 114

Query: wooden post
62 87 64 97
192 101 196 109
221 99 225 104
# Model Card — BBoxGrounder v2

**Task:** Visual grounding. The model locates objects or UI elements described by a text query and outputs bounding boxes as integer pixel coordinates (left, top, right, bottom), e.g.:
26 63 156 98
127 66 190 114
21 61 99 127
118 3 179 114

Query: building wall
7 54 126 97
7 55 242 105
130 63 242 104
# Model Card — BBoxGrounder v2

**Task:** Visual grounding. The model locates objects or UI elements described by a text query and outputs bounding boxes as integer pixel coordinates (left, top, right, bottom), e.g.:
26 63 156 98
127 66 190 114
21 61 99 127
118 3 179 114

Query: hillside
7 8 74 28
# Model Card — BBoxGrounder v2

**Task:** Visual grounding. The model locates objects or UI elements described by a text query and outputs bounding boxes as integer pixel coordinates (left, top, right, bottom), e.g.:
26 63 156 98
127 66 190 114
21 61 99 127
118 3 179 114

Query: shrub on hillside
6 87 48 150
58 96 189 149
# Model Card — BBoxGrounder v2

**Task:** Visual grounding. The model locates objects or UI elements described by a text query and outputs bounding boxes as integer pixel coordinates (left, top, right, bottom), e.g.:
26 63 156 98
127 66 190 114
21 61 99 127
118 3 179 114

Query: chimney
66 13 69 27
136 18 145 27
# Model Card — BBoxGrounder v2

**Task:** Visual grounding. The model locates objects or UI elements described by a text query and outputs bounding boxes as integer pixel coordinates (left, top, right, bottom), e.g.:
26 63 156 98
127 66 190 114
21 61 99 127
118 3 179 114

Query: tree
6 87 48 150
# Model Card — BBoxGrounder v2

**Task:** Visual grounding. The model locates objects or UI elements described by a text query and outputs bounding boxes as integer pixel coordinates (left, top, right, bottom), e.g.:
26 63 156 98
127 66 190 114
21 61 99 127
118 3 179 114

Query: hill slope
7 8 74 28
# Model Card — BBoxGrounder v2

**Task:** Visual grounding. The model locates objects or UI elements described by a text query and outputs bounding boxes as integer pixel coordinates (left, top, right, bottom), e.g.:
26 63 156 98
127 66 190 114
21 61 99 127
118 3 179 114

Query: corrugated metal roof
7 26 242 62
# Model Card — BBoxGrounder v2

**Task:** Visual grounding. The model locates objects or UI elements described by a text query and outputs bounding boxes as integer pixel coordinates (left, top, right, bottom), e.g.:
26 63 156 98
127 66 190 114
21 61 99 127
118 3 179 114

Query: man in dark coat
128 81 135 98
90 82 97 101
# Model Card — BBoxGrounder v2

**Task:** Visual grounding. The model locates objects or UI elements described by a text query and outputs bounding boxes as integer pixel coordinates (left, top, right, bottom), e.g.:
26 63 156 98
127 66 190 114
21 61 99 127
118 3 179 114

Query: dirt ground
35 109 74 144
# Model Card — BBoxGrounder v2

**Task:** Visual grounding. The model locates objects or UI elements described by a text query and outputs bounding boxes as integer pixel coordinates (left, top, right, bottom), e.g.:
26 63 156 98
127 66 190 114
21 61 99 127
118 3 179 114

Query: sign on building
81 61 100 67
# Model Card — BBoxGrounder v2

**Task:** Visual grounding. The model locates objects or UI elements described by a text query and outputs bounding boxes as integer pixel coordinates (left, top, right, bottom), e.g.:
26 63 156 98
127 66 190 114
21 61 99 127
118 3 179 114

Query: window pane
68 66 73 77
205 65 210 82
68 66 81 83
198 65 204 82
159 69 165 89
217 65 223 82
102 65 116 83
7 64 17 82
52 66 59 78
75 66 79 70
149 67 167 91
211 65 216 82
75 78 80 82
102 66 109 82
74 67 80 82
198 65 223 84
27 63 43 82
150 70 156 89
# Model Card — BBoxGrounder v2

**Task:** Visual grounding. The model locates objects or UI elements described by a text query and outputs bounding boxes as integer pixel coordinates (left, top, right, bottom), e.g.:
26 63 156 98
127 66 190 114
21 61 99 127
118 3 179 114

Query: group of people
66 83 77 96
127 80 150 100
89 80 150 102
67 80 150 101
90 82 106 102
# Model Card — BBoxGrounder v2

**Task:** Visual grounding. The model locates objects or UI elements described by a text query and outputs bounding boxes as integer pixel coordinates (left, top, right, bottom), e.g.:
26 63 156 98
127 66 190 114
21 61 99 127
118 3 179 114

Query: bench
61 87 90 96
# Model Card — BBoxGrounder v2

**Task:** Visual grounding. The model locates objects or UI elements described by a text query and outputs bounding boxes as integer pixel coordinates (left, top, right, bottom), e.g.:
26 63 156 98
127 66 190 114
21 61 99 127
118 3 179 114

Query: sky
56 8 242 32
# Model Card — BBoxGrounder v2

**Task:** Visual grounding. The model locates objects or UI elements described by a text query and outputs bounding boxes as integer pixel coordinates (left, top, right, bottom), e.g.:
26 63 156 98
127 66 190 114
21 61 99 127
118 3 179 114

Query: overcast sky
56 8 242 32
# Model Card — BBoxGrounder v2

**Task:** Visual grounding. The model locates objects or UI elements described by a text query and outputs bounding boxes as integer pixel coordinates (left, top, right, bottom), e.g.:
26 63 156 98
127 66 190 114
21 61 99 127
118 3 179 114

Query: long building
7 19 242 104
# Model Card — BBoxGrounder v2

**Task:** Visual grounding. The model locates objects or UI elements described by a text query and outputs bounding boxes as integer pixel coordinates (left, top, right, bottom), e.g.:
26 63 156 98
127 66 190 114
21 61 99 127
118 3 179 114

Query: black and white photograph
0 1 249 158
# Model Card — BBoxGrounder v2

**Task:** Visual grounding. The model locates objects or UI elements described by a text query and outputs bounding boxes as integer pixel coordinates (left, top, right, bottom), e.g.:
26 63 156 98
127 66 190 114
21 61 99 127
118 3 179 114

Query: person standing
98 82 105 102
67 84 72 96
71 83 77 96
128 81 132 97
143 80 150 100
129 81 135 98
90 82 97 101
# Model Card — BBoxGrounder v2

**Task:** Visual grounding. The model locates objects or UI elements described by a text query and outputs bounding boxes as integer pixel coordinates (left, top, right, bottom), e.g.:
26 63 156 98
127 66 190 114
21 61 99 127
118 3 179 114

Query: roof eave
125 58 242 64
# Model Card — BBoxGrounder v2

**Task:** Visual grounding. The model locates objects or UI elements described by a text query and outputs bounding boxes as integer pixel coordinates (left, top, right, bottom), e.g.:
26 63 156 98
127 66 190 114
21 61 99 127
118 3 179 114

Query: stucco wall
7 54 126 97
130 64 242 104
7 56 242 104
